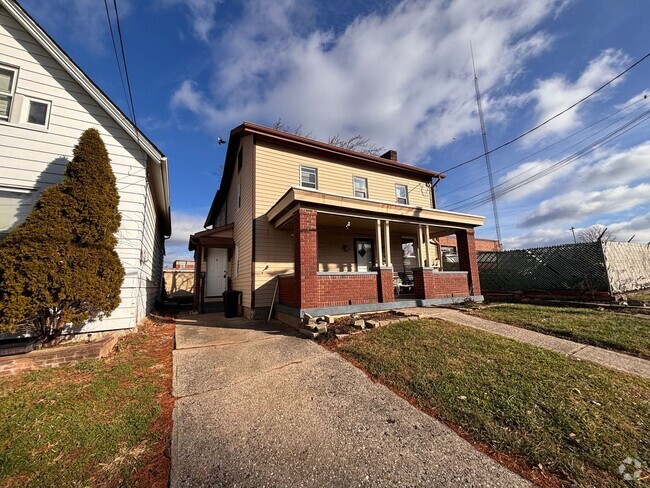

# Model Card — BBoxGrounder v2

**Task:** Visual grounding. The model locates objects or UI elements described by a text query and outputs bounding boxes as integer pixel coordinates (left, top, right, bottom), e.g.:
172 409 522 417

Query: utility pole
471 42 502 246
569 226 577 243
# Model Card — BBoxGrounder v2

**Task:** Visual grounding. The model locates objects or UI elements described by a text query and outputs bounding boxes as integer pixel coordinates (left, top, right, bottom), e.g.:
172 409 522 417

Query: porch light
343 244 349 252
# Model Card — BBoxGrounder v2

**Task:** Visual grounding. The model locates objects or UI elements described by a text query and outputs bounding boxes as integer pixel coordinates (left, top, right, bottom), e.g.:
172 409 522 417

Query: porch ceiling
188 223 234 251
267 187 485 231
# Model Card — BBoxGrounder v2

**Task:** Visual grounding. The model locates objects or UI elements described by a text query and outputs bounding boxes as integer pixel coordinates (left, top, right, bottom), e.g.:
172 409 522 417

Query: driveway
171 312 528 487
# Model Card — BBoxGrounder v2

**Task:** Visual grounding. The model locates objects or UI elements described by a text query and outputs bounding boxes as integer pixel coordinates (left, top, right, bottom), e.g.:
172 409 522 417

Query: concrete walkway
405 307 650 380
171 312 528 487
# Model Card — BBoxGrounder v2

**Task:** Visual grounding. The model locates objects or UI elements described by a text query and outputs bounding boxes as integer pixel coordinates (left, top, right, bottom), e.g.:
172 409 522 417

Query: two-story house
0 0 171 334
189 122 484 324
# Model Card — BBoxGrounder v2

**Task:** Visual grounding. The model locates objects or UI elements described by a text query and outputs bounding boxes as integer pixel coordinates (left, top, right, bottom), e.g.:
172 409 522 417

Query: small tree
0 128 125 340
577 225 617 243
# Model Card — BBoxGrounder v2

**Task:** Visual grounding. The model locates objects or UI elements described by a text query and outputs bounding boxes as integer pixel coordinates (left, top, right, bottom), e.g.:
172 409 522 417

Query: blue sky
20 0 650 262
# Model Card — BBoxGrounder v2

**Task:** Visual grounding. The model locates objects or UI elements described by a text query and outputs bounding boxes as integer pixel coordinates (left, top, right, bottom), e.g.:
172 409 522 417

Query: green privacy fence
477 242 610 293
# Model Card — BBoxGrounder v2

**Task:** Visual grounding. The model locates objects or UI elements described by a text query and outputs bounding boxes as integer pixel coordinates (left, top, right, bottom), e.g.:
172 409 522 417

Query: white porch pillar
425 225 431 267
384 220 392 267
376 219 383 267
417 225 425 267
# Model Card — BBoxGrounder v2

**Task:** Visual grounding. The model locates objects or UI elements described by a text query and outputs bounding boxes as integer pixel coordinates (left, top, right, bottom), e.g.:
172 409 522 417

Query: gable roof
1 0 171 236
204 121 446 227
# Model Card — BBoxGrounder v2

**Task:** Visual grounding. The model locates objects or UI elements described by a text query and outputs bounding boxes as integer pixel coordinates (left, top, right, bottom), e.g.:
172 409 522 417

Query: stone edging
0 334 119 377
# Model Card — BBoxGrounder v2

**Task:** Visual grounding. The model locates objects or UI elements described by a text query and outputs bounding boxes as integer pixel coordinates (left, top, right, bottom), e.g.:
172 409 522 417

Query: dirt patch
131 312 176 488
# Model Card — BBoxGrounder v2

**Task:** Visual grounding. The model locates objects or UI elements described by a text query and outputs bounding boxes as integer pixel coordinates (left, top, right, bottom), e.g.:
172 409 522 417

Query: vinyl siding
223 135 254 308
253 140 435 309
0 7 165 333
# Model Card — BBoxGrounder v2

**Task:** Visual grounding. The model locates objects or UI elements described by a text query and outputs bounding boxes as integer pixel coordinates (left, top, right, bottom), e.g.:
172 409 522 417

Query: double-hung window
0 186 35 239
395 184 408 204
0 65 18 121
300 166 317 189
353 176 368 198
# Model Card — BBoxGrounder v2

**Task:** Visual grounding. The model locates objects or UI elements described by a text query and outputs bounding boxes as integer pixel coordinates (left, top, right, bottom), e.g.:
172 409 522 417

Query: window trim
395 184 408 205
352 176 368 199
0 64 19 122
300 166 318 189
21 96 51 129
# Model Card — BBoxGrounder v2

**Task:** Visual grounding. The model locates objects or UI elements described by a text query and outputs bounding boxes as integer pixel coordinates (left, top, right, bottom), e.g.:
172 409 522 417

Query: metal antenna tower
471 42 502 245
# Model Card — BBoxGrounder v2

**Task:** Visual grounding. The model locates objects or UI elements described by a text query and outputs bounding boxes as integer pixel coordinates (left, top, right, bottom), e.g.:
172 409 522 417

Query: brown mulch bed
131 312 176 488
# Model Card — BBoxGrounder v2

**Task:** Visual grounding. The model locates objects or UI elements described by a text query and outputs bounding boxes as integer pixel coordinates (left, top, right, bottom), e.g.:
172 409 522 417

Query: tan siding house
0 1 171 334
190 122 484 322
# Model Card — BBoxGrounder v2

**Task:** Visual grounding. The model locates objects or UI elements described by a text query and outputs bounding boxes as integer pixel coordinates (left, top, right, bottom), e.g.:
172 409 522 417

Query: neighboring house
172 260 195 270
190 122 485 323
0 1 171 334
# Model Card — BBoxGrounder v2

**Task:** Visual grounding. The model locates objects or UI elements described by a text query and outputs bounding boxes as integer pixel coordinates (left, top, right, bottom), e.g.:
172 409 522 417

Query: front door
205 248 228 297
355 239 374 272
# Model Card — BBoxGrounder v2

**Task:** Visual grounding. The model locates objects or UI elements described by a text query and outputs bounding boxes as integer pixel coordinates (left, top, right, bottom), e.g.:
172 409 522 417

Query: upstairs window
353 176 368 199
395 184 408 205
300 166 318 189
0 65 18 121
24 97 50 127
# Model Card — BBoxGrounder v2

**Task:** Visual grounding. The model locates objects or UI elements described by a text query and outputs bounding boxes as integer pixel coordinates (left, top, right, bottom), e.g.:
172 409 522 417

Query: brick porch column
455 229 481 296
294 208 319 310
376 267 395 303
412 267 434 299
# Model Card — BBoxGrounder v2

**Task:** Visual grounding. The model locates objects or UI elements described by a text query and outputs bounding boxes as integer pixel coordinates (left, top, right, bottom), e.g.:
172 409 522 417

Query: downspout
431 177 442 208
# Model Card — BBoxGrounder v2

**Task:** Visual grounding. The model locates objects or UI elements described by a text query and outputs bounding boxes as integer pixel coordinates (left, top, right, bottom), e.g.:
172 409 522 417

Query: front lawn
335 319 650 486
0 314 175 487
469 304 650 359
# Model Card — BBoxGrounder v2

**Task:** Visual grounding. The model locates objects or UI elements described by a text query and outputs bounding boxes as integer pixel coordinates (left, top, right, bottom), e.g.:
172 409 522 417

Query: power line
112 0 138 130
447 109 650 211
103 0 132 121
438 96 648 198
440 50 650 173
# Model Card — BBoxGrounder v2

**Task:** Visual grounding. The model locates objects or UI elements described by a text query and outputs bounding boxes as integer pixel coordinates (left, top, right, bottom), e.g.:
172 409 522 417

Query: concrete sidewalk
171 312 528 487
406 307 650 380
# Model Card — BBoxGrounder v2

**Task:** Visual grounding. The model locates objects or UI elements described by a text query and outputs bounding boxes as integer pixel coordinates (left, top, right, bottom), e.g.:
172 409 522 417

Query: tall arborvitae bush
0 128 125 339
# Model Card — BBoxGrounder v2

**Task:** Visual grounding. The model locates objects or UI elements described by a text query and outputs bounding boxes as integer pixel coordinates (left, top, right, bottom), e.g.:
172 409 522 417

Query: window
353 176 368 198
395 184 408 204
0 65 18 121
0 186 35 239
22 97 51 128
300 166 317 189
237 147 243 173
237 181 241 208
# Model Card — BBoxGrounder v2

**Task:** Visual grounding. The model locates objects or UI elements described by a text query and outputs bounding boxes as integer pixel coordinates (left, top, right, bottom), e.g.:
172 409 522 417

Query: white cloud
520 182 650 228
607 213 650 243
168 210 206 247
501 227 573 249
170 0 565 162
525 49 630 143
160 0 221 42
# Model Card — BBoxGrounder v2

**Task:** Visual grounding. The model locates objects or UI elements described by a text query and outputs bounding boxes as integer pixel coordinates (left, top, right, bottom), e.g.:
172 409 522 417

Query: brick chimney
380 149 397 161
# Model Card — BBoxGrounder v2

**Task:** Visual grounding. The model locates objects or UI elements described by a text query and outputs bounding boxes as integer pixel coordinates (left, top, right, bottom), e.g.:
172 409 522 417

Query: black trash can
223 290 242 318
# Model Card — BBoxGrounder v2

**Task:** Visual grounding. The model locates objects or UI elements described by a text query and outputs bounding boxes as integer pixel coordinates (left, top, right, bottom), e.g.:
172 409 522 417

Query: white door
205 248 228 297
355 239 374 272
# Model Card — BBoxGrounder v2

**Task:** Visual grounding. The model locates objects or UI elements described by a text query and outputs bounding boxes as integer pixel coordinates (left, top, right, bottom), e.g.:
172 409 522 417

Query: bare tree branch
577 225 617 243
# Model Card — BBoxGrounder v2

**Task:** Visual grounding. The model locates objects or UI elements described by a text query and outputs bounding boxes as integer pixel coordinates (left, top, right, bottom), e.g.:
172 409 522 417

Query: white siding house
0 0 171 333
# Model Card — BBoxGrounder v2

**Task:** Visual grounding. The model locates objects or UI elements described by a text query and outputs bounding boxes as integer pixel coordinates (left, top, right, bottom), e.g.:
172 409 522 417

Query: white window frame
353 176 368 199
21 96 51 129
395 184 408 205
0 64 19 122
300 166 318 189
0 185 36 238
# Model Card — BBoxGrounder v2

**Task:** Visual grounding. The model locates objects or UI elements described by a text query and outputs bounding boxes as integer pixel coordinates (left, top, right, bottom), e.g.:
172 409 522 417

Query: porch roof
188 223 234 251
266 187 485 229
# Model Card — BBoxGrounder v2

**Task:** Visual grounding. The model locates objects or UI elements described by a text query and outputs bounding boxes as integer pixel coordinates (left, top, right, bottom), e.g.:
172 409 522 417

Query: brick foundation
413 268 469 299
318 273 378 307
278 274 297 308
0 334 119 377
